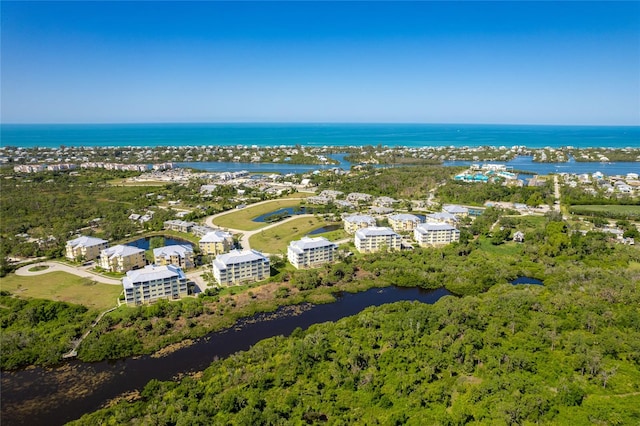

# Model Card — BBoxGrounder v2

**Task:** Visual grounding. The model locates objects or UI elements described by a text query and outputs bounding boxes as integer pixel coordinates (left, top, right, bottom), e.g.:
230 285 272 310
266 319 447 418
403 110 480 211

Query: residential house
98 245 146 273
153 244 195 270
287 237 338 269
122 264 188 306
65 236 109 261
355 227 402 253
212 249 270 286
199 230 234 256
414 223 460 247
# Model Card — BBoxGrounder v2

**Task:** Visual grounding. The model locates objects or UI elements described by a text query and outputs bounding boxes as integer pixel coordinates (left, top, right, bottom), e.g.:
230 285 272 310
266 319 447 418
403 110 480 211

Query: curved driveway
14 261 122 285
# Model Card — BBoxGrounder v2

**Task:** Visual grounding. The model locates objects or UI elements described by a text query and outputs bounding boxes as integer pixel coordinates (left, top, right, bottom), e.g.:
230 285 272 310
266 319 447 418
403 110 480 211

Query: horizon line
2 121 639 127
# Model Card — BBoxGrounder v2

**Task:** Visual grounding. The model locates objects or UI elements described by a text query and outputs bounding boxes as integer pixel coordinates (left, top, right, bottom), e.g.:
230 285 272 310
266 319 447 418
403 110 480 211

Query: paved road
14 261 122 285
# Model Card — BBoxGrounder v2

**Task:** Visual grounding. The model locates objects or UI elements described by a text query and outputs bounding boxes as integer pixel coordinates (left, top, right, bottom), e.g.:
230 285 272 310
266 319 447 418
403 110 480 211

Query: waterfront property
199 230 234 256
287 236 338 269
355 227 402 253
65 236 109 261
153 244 195 270
212 249 270 286
388 213 423 233
343 214 377 234
98 244 146 273
122 264 188 306
414 222 460 247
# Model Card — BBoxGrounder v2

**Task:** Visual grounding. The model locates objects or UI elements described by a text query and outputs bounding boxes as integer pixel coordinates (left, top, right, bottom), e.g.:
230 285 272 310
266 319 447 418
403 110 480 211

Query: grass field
0 272 122 311
249 217 343 253
213 199 306 231
569 205 640 219
477 238 524 256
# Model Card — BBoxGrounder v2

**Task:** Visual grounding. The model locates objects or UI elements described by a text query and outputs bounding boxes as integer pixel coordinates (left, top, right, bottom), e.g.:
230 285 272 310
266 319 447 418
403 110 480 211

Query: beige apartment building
343 214 377 234
65 236 109 261
287 236 338 269
122 264 188 306
212 249 270 286
153 244 195 270
414 222 460 247
354 227 402 253
98 244 146 273
199 230 234 256
388 213 423 233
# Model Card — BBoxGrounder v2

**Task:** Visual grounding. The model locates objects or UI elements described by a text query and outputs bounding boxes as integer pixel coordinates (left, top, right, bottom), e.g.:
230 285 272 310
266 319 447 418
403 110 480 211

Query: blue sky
1 1 639 125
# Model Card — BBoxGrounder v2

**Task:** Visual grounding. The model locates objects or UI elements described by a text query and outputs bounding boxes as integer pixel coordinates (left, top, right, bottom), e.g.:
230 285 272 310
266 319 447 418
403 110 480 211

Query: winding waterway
1 286 452 426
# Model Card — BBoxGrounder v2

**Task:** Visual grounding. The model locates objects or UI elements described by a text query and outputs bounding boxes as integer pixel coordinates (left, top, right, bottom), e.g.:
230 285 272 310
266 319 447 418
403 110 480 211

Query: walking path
62 305 119 359
15 261 122 285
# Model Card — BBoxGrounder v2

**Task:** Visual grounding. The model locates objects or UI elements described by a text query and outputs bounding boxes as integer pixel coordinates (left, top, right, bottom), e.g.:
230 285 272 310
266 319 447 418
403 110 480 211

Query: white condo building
98 244 146 273
355 227 402 253
122 264 188 306
287 237 338 269
414 222 460 247
212 249 270 286
65 236 109 261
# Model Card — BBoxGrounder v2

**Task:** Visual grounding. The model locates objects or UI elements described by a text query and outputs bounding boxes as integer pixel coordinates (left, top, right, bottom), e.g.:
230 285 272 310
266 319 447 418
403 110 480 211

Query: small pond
307 224 342 235
125 236 193 250
253 206 311 223
511 276 544 285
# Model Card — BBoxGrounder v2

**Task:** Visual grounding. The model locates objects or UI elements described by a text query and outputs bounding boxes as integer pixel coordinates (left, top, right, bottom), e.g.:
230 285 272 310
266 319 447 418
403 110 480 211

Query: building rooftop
389 213 422 222
416 222 458 232
123 264 185 289
101 244 144 258
153 244 194 259
355 226 399 238
289 237 337 254
443 204 469 214
344 214 376 224
200 230 233 243
213 249 268 268
67 235 108 248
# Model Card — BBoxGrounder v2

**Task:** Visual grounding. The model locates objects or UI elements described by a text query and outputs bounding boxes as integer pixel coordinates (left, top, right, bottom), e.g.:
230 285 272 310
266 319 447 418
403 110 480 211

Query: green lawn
249 217 343 253
213 199 306 231
0 272 122 311
477 238 524 256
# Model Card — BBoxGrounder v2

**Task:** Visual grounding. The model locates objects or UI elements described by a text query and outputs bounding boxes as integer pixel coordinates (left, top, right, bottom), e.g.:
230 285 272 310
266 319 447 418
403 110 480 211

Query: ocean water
1 123 638 149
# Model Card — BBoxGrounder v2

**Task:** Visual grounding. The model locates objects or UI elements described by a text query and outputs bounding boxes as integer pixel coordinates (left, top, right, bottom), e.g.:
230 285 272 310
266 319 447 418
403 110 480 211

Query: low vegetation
249 217 342 253
212 199 305 231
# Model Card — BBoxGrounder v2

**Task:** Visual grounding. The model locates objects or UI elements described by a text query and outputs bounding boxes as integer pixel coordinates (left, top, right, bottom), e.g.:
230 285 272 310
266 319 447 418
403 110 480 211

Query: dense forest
71 263 640 425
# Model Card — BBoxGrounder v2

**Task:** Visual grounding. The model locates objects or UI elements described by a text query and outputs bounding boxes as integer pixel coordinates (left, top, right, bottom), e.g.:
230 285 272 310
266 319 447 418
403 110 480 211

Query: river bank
0 286 452 426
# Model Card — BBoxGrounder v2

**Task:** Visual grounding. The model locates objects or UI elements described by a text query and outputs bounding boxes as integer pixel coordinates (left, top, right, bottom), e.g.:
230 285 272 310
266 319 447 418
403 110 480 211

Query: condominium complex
153 244 195 270
287 236 338 269
388 213 423 233
343 214 377 234
212 249 270 286
65 236 109 261
354 227 402 253
199 230 234 255
442 204 469 218
98 244 146 273
425 212 459 226
122 264 188 306
414 222 460 247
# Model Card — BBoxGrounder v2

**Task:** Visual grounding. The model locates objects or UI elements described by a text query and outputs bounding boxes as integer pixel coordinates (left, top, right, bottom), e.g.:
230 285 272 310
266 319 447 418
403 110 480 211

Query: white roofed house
388 213 423 233
343 214 377 234
122 264 188 306
288 237 338 269
65 236 109 261
414 222 460 247
153 244 195 270
199 230 234 256
355 227 402 253
98 245 146 273
212 249 270 286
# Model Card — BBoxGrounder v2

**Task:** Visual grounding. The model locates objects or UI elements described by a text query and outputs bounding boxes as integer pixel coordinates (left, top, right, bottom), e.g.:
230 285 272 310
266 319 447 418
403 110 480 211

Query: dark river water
1 286 452 426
